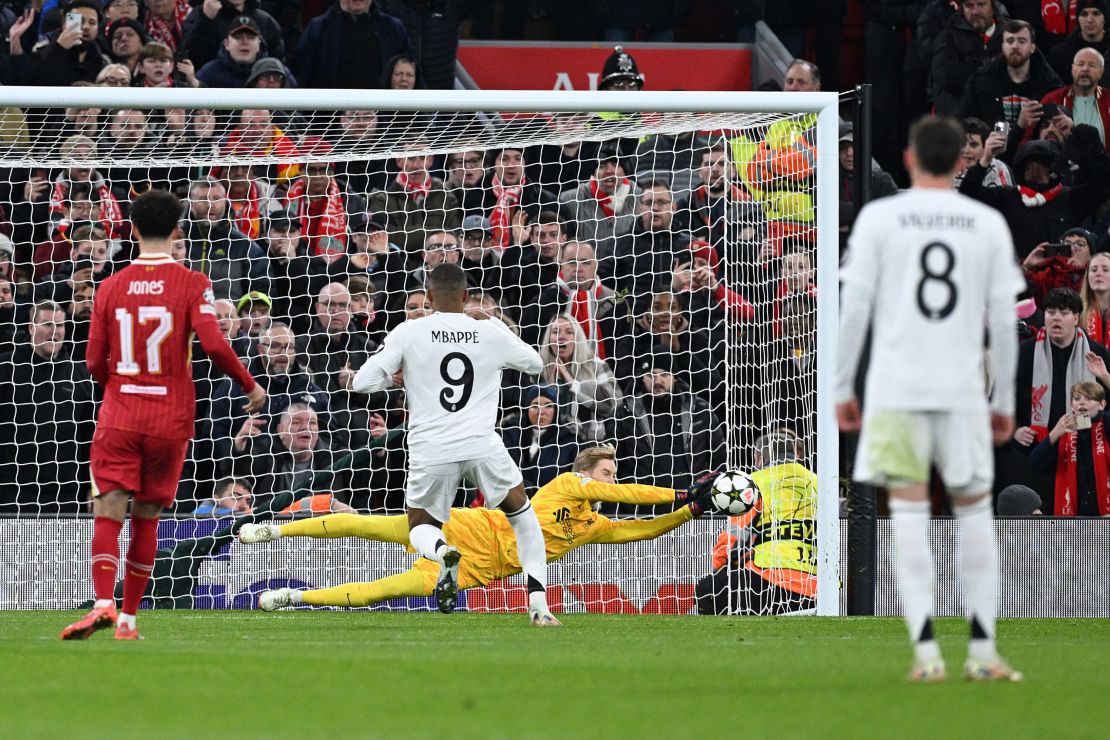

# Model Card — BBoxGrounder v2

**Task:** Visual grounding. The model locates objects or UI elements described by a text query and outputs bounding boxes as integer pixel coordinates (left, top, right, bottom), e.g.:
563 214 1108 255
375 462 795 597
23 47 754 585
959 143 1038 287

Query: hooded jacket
197 46 297 88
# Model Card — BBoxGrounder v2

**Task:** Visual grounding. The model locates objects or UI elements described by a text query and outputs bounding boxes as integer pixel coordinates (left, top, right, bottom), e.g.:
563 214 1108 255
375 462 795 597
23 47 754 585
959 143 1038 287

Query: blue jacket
181 218 270 302
502 424 579 496
294 5 412 89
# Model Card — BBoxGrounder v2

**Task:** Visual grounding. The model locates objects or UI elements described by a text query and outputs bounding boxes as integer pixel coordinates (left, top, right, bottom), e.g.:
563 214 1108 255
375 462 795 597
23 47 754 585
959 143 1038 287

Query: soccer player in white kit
836 117 1025 682
350 263 559 626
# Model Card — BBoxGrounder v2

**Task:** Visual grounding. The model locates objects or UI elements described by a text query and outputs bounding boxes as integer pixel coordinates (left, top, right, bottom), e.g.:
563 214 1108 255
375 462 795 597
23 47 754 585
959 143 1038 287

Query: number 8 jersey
836 189 1026 413
87 253 257 439
353 312 544 465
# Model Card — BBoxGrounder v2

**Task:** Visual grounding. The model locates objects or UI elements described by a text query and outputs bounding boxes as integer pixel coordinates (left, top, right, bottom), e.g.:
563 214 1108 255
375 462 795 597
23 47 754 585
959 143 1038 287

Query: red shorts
91 428 189 507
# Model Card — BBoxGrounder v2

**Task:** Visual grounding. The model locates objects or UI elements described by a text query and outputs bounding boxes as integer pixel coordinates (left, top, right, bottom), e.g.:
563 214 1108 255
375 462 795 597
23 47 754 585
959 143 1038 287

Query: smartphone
65 11 82 34
993 121 1011 138
1076 414 1092 430
1044 242 1071 258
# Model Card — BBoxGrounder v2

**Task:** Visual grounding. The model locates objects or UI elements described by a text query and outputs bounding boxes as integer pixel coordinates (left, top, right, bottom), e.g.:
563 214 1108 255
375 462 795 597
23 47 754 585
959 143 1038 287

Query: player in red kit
61 190 265 641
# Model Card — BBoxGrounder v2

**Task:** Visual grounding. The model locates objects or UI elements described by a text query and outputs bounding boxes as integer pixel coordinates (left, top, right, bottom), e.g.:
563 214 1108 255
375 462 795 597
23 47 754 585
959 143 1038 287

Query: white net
0 91 829 615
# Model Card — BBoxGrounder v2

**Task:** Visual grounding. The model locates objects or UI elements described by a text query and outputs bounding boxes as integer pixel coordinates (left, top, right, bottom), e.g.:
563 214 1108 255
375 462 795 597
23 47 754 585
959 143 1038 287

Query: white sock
94 599 114 609
409 523 448 563
529 590 550 613
290 590 303 605
117 613 136 629
271 524 284 539
506 502 547 593
954 496 999 662
890 498 939 663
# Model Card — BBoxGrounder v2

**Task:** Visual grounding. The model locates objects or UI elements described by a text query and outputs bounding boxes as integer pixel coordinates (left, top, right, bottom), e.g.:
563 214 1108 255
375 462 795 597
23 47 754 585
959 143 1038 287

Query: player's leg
856 410 944 680
113 436 189 640
240 513 410 545
936 412 1022 682
260 568 433 610
404 463 463 612
60 488 128 640
471 448 557 626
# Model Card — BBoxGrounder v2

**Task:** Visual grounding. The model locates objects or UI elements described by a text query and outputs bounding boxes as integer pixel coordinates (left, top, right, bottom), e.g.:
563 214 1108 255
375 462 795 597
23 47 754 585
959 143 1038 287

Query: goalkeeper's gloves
676 470 722 517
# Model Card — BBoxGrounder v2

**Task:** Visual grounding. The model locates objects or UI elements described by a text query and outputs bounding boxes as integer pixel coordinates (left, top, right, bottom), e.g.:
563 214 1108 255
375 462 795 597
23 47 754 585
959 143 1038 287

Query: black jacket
957 51 1064 125
501 423 580 496
10 36 106 87
182 219 269 301
608 222 693 313
377 0 460 90
293 4 412 89
181 0 284 69
930 8 1006 114
1047 29 1110 83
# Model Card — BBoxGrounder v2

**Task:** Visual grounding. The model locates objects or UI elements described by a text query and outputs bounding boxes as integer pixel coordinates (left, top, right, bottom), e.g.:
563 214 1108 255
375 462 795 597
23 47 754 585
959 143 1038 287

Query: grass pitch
2 613 1106 739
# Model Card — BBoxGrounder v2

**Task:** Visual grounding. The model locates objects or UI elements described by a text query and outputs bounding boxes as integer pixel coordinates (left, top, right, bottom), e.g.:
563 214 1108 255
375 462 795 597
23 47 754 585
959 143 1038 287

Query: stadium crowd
0 1 813 519
0 0 1106 520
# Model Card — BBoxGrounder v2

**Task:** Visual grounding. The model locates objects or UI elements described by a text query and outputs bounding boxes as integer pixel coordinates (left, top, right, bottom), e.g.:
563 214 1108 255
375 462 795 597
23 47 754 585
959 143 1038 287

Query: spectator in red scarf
481 146 553 250
558 144 640 261
1028 379 1110 514
770 244 817 336
31 181 96 281
459 215 503 300
520 240 624 358
930 0 1006 115
220 108 302 187
219 162 276 241
367 142 461 258
1080 250 1110 343
283 136 349 261
48 135 125 242
1022 227 1094 305
688 140 755 248
142 0 191 52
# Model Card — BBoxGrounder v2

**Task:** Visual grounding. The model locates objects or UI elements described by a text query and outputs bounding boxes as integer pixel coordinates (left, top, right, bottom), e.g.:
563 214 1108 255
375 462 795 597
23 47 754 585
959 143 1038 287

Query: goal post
0 85 841 616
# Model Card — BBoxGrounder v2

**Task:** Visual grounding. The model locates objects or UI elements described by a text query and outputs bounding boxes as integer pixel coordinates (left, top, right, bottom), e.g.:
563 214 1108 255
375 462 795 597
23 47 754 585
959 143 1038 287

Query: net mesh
0 98 821 615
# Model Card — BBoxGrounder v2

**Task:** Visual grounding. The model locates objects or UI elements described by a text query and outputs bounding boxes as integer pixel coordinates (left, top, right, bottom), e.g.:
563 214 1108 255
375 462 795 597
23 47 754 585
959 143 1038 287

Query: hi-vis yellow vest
732 117 817 224
748 461 818 575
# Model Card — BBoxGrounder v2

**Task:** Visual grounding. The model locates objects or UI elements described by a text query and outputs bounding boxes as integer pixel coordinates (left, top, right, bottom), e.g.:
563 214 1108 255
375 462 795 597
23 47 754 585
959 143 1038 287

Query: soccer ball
710 470 760 516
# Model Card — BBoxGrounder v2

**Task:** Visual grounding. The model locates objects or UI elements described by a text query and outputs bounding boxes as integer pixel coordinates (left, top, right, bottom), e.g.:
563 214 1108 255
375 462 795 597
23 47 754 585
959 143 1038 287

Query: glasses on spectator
100 76 130 87
427 242 459 251
640 197 672 206
305 165 331 175
463 155 483 165
321 300 350 312
263 341 294 352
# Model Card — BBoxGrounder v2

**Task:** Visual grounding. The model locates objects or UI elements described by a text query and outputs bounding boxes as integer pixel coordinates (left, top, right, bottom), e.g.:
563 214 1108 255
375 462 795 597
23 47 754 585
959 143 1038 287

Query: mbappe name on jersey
897 213 975 230
430 330 480 343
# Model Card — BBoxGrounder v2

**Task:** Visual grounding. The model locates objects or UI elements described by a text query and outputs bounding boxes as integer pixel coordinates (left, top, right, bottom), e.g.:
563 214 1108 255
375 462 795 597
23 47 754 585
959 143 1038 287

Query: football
710 470 760 516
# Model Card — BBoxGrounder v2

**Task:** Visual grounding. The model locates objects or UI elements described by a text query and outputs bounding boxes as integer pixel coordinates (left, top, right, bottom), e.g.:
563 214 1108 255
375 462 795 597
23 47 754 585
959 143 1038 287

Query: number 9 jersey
353 312 544 466
836 189 1026 414
87 253 256 440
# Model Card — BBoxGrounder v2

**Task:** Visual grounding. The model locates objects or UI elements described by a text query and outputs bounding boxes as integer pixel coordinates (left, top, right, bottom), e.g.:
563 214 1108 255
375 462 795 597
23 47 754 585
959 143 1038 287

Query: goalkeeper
240 445 720 610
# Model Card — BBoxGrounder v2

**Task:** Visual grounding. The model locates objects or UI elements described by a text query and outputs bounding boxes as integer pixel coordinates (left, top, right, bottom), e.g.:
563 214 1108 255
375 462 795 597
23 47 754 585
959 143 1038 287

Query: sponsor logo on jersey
127 280 165 295
203 287 215 305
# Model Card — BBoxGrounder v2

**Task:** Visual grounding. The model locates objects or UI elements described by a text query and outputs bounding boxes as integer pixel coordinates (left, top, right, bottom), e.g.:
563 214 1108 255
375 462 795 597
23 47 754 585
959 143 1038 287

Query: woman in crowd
501 385 580 495
539 314 621 442
1080 251 1110 346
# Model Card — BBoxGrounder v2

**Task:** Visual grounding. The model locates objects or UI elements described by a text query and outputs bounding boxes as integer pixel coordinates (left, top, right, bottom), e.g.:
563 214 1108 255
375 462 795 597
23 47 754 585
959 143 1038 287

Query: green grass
1 613 1106 739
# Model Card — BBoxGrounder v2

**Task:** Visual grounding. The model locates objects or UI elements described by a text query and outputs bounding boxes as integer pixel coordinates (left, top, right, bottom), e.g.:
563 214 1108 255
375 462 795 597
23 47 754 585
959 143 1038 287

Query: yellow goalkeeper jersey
416 473 693 589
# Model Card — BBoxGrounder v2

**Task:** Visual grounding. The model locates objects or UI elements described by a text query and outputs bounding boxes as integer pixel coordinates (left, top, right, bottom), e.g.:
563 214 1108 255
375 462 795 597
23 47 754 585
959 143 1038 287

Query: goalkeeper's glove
676 470 722 517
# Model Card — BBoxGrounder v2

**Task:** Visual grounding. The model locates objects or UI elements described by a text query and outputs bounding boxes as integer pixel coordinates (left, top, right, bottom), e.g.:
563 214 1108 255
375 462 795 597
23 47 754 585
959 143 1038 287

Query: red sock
121 516 159 616
91 517 123 604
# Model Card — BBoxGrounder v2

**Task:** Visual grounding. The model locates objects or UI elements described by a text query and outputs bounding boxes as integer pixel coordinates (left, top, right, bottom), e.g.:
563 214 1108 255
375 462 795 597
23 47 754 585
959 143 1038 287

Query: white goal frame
0 85 842 616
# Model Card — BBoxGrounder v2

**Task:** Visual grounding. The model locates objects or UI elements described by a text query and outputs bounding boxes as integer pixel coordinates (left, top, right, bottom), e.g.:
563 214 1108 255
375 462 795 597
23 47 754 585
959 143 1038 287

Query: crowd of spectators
0 4 819 516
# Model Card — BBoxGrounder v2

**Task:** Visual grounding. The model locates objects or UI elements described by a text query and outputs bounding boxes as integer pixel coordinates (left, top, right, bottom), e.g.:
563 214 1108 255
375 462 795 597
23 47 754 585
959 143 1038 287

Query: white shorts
853 408 993 495
405 444 524 523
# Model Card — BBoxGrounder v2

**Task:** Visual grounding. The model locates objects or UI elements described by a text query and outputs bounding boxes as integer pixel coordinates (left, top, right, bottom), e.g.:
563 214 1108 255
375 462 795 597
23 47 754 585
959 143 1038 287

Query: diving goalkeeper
239 445 720 610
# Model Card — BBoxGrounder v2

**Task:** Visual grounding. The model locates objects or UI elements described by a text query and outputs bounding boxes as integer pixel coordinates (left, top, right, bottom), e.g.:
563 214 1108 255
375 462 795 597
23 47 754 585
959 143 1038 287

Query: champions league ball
710 470 760 516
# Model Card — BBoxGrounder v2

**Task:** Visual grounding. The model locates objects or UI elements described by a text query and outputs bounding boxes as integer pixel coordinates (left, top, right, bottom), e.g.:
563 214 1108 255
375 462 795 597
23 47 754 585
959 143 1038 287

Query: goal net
0 87 839 616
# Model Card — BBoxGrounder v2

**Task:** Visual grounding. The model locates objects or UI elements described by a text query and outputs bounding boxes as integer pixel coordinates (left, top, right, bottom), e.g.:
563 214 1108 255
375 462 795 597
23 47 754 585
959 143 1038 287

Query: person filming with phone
1027 380 1110 515
1022 228 1095 304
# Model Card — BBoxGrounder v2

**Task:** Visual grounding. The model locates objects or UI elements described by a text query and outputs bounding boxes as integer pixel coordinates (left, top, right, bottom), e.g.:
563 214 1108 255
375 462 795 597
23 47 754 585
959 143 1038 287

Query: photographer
1022 228 1094 306
1028 380 1110 515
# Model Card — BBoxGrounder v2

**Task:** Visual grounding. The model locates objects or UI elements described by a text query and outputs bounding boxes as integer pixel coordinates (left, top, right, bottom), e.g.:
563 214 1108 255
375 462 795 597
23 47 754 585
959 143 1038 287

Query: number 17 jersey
839 188 1025 412
88 253 221 439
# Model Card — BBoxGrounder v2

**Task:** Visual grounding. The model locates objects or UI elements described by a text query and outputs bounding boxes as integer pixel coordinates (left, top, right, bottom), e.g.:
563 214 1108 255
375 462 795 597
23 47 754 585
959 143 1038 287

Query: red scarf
589 176 625 217
228 180 262 240
489 175 523 248
1087 308 1110 346
1042 1 1078 36
49 178 122 239
397 172 431 202
284 178 347 257
557 274 607 359
772 279 818 336
221 126 302 185
1053 416 1110 515
143 0 190 50
1018 183 1063 207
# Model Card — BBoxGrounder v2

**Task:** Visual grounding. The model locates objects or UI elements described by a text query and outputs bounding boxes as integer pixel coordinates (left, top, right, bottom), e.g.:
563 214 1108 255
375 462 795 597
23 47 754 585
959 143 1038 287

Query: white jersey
352 312 543 465
836 188 1025 413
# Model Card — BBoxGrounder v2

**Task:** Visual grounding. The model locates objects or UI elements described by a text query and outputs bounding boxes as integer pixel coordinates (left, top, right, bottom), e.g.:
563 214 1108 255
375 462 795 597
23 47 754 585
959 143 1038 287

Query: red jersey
87 252 257 439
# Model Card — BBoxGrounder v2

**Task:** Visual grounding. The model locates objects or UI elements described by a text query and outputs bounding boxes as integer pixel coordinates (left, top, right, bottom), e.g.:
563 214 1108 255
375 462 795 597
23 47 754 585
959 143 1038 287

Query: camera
993 121 1011 137
1043 242 1072 258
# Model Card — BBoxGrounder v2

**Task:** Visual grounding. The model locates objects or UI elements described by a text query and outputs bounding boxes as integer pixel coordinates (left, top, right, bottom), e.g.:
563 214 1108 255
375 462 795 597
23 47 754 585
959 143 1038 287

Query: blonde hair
572 444 616 473
539 314 600 384
96 64 132 86
1080 252 1110 331
1071 379 1106 403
